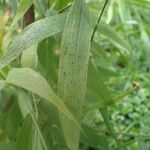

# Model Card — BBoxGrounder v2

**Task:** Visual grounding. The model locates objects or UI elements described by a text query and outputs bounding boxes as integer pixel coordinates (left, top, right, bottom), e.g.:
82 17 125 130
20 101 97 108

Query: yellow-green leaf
6 67 79 127
58 0 91 149
0 13 67 69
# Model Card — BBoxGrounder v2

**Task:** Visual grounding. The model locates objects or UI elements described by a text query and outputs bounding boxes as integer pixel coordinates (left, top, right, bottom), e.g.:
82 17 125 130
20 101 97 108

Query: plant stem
59 3 72 13
32 93 38 119
91 0 109 42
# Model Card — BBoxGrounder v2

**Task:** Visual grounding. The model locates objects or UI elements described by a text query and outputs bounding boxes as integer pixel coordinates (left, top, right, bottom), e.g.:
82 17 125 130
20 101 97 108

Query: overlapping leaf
86 62 116 140
6 67 79 126
0 10 130 70
0 13 67 69
98 21 131 53
18 90 33 118
58 0 91 149
14 115 33 150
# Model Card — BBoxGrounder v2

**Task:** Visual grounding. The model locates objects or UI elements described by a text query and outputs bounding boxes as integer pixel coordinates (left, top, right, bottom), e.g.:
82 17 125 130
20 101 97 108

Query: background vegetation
0 0 150 149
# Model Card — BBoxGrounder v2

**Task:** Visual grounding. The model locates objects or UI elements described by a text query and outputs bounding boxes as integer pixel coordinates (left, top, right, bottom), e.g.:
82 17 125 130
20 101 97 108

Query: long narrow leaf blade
98 21 131 53
58 0 91 149
18 90 33 118
87 62 116 140
0 13 66 69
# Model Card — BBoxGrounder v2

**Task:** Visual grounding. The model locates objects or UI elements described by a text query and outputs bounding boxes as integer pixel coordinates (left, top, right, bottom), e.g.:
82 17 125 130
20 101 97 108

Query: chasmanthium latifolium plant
0 0 140 149
0 1 103 148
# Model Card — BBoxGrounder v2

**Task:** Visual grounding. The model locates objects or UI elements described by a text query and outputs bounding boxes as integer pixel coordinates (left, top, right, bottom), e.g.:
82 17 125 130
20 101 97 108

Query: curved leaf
0 13 67 69
6 67 79 127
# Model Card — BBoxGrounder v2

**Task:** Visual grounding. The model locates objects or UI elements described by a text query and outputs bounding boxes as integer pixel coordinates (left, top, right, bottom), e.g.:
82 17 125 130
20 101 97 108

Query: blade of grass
0 13 67 69
58 0 91 149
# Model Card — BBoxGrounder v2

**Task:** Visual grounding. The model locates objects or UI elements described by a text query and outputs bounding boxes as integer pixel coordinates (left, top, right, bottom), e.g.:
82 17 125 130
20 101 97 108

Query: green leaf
126 0 150 7
0 13 67 69
18 90 33 118
14 115 33 150
6 100 22 140
37 37 58 85
39 100 110 149
32 130 45 150
35 0 46 15
31 114 48 150
0 143 14 150
18 91 48 150
11 0 33 28
21 44 38 70
86 62 116 140
7 0 18 15
38 99 60 125
6 68 79 127
118 0 132 23
86 62 113 110
0 80 5 91
39 100 68 149
87 62 113 104
58 0 91 149
100 108 116 139
98 21 131 53
54 0 71 10
0 12 4 54
81 124 109 150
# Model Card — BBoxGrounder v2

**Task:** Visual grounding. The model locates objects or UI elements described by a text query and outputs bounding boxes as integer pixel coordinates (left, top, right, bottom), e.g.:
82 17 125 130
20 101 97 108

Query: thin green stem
30 113 48 150
91 0 109 42
32 93 38 119
59 3 72 13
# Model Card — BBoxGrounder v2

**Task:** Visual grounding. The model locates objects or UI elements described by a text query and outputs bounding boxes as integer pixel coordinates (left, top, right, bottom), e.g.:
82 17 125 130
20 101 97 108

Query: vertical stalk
91 0 109 42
